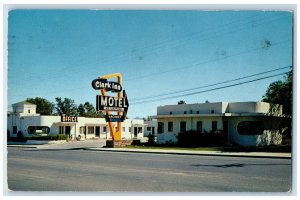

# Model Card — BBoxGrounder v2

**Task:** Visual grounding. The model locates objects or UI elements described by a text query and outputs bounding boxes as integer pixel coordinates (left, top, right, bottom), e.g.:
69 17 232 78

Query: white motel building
154 101 286 146
7 101 145 140
7 101 287 147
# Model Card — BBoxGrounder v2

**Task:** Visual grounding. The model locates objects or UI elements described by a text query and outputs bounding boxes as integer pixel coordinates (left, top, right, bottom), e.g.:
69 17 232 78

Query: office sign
61 114 78 122
92 78 122 92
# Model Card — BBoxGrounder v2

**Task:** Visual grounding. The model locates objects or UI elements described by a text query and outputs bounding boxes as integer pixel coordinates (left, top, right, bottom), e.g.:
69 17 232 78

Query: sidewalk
90 147 291 159
7 140 291 159
7 140 66 146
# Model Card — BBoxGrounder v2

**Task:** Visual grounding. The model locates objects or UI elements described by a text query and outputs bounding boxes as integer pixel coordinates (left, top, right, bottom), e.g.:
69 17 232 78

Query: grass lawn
123 144 291 152
124 145 223 151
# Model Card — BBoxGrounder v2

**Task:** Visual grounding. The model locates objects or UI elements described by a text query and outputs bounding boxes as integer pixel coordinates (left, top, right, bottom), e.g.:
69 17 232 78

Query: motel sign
91 73 129 141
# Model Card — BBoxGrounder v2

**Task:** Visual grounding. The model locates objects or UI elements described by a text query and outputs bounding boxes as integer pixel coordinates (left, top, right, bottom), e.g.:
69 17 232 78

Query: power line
8 14 289 82
130 66 291 102
124 39 290 82
7 38 290 99
99 13 285 70
131 71 289 105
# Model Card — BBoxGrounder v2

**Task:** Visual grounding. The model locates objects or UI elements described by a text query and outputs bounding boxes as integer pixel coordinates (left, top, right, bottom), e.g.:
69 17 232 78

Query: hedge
177 130 225 147
26 134 68 141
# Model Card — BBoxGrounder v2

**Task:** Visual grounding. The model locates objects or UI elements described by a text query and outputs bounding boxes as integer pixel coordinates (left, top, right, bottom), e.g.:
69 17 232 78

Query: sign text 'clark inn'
92 78 122 92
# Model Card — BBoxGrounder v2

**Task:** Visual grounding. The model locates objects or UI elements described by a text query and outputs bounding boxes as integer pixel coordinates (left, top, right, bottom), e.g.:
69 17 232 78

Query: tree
54 97 78 116
78 102 102 117
178 100 186 105
262 69 292 116
26 97 54 115
262 69 292 144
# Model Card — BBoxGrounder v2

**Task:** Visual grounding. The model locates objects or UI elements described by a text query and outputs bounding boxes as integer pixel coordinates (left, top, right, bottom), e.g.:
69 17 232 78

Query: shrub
177 130 224 147
7 130 10 140
56 134 68 140
147 133 156 145
26 134 68 141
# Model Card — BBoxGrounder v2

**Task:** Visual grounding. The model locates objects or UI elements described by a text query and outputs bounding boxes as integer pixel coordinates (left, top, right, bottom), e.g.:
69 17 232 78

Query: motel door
65 126 71 138
134 127 138 138
95 126 100 137
58 125 72 138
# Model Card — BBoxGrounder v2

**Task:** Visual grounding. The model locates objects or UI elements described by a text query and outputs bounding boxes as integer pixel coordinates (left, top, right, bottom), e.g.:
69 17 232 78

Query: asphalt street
7 145 292 193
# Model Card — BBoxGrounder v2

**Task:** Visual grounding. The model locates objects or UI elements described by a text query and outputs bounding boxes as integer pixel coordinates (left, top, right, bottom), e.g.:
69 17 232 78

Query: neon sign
92 73 129 141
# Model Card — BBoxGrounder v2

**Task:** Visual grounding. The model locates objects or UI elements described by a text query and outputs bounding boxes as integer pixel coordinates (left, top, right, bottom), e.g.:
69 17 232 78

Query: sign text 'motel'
96 91 129 113
92 78 122 92
92 75 128 123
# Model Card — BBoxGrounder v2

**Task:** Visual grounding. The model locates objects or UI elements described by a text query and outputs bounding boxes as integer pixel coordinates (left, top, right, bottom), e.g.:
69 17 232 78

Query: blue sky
7 10 293 118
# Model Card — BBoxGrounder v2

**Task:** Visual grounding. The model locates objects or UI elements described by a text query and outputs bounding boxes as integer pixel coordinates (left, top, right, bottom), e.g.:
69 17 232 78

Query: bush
147 133 156 145
56 134 68 140
7 130 10 140
177 130 224 147
26 134 68 141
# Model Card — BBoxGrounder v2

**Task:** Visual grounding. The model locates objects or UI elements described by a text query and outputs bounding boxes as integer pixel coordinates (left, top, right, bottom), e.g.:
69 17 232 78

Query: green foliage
22 96 103 118
177 100 186 104
26 97 54 115
78 102 103 117
54 97 78 116
262 69 292 116
26 134 68 141
177 130 224 147
147 133 156 145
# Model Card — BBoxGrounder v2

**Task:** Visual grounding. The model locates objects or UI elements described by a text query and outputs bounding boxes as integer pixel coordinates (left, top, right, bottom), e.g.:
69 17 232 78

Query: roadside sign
96 90 129 122
92 78 122 92
91 73 128 141
96 90 129 113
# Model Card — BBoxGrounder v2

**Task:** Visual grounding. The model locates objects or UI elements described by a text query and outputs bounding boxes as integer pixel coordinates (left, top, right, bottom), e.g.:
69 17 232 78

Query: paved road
7 146 292 192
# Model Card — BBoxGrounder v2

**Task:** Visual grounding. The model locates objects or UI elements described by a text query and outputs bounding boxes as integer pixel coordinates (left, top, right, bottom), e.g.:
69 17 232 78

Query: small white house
7 101 144 140
143 119 157 137
153 101 287 147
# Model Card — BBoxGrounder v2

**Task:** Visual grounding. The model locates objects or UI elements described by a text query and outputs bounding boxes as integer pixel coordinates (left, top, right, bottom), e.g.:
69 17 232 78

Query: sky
6 9 293 118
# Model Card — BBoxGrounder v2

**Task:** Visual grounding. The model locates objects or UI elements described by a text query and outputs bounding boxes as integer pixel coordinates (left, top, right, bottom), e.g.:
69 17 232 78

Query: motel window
28 126 50 134
211 110 215 114
147 127 151 131
196 111 200 114
184 111 187 114
170 112 172 115
59 126 64 134
180 121 186 132
168 122 173 132
103 127 107 133
190 110 193 114
129 127 132 132
196 121 203 132
123 127 125 132
158 122 164 134
138 127 143 133
13 126 17 134
212 121 217 132
88 127 94 134
237 121 264 135
80 126 86 134
28 109 30 113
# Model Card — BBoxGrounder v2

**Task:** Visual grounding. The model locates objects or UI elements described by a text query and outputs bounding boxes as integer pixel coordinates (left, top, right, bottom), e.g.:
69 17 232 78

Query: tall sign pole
92 73 129 142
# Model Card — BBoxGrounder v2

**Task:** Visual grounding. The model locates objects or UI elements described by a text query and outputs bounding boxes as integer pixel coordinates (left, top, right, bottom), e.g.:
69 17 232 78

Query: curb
7 144 291 159
90 148 292 159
